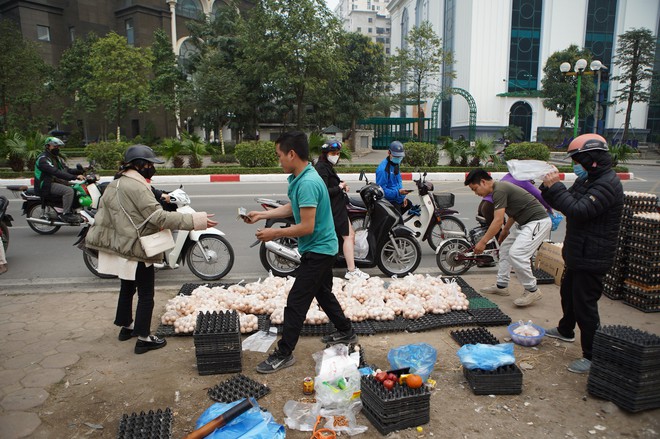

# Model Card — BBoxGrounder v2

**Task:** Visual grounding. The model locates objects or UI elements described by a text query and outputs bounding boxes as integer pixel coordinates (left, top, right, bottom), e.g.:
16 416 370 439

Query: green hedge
234 141 278 167
403 142 440 167
503 142 550 161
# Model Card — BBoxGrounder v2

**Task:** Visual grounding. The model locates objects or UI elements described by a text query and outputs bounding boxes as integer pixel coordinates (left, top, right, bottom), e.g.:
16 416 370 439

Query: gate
357 117 432 150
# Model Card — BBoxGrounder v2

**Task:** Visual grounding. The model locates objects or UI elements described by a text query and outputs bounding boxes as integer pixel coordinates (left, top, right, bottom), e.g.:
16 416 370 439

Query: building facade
334 0 392 54
387 0 660 143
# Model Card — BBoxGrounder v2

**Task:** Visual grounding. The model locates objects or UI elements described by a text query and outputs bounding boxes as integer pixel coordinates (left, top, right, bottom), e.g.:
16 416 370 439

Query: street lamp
560 58 588 138
590 60 608 134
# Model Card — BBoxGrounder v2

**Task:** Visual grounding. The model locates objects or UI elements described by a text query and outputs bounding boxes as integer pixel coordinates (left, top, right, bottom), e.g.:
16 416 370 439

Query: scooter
0 195 13 252
76 187 235 281
402 171 467 250
256 171 422 277
7 163 106 235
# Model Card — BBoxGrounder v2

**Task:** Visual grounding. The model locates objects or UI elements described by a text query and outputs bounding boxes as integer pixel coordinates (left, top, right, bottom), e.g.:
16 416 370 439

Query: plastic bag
549 211 564 231
241 329 277 353
313 345 361 409
354 229 369 259
387 343 437 381
283 400 368 436
456 343 515 371
194 398 285 439
506 159 555 181
514 320 541 337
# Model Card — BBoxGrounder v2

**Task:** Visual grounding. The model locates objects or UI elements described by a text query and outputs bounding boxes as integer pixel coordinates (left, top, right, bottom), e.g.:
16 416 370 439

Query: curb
0 172 634 187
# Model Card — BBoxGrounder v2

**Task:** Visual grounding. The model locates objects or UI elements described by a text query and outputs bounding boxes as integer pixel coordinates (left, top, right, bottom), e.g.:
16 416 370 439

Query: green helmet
44 137 64 148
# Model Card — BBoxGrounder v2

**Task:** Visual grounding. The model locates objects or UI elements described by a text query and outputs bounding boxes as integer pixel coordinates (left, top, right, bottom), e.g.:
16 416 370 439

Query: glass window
37 25 50 42
357 27 361 32
368 28 372 33
369 18 373 23
178 38 199 76
176 0 203 19
69 26 75 42
125 18 134 46
508 0 542 92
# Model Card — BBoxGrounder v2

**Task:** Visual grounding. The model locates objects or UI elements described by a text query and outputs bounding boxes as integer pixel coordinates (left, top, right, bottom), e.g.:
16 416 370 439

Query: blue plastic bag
387 343 437 381
194 398 285 439
549 211 564 231
456 343 516 371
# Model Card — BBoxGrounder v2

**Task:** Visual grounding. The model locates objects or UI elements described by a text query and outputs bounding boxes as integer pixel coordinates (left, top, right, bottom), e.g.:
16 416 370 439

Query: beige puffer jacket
85 170 207 263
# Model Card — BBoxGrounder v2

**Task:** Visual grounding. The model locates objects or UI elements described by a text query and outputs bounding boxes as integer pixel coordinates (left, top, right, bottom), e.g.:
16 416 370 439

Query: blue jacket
375 157 405 205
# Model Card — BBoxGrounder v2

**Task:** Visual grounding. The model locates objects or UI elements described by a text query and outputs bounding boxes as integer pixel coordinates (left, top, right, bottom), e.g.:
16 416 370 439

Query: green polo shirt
287 164 338 256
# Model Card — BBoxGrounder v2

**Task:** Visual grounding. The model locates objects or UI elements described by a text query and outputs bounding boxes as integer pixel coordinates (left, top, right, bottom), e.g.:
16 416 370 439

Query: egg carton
594 326 660 358
196 357 243 376
406 310 475 333
360 375 431 409
463 364 523 395
154 324 190 337
207 374 271 403
602 282 624 301
178 282 233 296
266 321 335 336
195 311 240 335
360 391 429 422
450 327 500 346
117 408 173 439
468 297 498 309
194 341 243 355
467 308 512 326
587 376 660 413
361 401 430 435
532 267 555 284
348 320 377 336
370 315 410 333
589 364 660 395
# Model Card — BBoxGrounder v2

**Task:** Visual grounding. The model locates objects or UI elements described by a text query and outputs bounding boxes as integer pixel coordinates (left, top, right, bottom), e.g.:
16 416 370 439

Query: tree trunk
296 83 305 129
350 116 357 152
623 39 641 143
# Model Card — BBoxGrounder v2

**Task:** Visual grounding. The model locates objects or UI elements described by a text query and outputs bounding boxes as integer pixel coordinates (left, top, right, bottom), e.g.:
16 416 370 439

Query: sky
325 0 339 10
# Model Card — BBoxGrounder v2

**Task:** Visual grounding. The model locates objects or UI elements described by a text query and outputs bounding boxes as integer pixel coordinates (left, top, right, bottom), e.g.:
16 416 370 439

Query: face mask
391 157 403 165
573 163 587 179
327 155 339 165
138 166 156 180
50 148 60 156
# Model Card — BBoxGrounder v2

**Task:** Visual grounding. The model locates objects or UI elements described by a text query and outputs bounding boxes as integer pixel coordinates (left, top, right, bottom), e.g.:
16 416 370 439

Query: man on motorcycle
35 137 85 223
376 141 412 213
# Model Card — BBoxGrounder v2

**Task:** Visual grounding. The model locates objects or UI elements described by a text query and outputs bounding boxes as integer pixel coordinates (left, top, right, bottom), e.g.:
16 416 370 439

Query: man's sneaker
480 284 510 296
513 290 543 307
256 349 296 374
118 327 135 341
60 212 81 224
321 329 358 345
134 335 167 354
568 358 592 374
545 327 575 343
345 268 369 280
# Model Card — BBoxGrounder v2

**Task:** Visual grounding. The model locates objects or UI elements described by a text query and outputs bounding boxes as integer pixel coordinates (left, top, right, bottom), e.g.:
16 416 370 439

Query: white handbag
116 179 175 257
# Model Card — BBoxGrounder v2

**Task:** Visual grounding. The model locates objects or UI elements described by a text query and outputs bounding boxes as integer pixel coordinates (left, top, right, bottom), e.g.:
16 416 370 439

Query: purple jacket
501 173 553 212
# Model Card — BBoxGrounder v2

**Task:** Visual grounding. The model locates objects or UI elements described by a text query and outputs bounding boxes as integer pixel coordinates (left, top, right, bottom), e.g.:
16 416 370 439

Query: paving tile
23 321 55 333
21 368 65 388
40 353 79 369
21 340 62 356
0 369 26 388
5 322 26 333
5 331 37 342
55 341 92 355
0 387 49 410
0 411 41 439
3 353 43 370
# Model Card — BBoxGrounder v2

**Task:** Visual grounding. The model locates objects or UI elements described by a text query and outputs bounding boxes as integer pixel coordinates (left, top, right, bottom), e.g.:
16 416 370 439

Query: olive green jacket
85 170 207 263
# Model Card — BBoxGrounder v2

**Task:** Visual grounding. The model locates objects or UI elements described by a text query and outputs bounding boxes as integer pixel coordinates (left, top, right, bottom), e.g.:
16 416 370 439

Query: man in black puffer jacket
540 134 624 374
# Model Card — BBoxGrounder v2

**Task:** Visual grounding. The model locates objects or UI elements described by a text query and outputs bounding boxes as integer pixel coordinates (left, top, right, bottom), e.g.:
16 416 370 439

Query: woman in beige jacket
86 145 217 354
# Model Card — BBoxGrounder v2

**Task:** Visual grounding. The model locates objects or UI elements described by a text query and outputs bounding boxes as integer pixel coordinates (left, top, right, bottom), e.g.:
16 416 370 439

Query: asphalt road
1 165 658 293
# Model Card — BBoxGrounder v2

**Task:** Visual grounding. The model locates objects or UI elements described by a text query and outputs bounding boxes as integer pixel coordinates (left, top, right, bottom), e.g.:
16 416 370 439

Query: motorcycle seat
347 197 366 208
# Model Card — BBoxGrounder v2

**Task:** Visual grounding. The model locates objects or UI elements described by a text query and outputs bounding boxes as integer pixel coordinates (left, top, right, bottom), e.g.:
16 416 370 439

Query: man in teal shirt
245 131 356 374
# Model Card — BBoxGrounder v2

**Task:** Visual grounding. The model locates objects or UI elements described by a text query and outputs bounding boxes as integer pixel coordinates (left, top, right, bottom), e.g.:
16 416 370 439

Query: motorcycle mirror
359 170 365 181
423 171 427 178
76 163 84 171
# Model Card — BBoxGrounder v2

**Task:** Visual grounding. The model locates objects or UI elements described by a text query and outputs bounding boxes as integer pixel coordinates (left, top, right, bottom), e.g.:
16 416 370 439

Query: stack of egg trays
194 311 242 375
468 297 498 309
178 282 232 296
450 327 500 346
467 308 512 326
463 364 523 395
532 267 555 284
117 408 173 439
587 325 660 412
360 375 430 435
207 374 270 403
622 282 660 313
406 310 474 332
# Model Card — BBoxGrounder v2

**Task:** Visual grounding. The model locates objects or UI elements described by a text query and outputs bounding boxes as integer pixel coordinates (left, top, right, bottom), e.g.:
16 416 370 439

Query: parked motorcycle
0 195 14 252
256 171 422 277
435 215 499 275
76 187 235 281
7 163 106 235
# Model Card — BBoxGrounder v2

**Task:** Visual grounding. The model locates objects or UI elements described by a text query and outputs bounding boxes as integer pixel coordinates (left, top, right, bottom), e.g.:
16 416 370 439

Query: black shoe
60 212 81 224
256 349 295 374
118 327 135 341
321 329 358 345
134 335 167 354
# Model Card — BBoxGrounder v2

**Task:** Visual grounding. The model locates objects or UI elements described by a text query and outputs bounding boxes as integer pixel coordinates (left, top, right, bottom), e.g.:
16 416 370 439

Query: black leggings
114 262 155 337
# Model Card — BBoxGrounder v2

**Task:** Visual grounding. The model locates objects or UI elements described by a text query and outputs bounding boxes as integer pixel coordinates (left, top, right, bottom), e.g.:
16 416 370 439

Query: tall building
334 0 392 54
387 0 660 143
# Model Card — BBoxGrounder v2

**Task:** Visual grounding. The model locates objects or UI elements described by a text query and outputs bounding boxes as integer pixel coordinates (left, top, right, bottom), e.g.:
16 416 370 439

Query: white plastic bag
354 229 368 259
506 159 555 181
313 345 361 409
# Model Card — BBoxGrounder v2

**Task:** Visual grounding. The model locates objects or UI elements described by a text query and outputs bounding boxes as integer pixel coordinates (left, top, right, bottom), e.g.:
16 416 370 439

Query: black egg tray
622 288 660 313
207 374 271 403
360 375 431 410
532 267 555 284
625 273 660 287
360 391 429 422
361 401 430 435
468 297 498 309
370 316 410 333
602 284 624 301
196 356 243 375
406 311 475 332
195 311 240 335
592 344 660 371
154 324 191 337
623 298 660 313
589 364 660 395
463 364 522 395
257 314 270 332
177 283 232 296
587 376 660 412
450 327 500 346
117 408 173 439
597 325 660 350
267 321 335 336
194 340 242 355
348 320 377 336
468 308 512 326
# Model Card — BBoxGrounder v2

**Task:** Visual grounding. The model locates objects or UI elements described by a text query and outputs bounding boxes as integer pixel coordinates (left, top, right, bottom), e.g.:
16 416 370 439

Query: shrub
235 141 278 167
211 153 237 164
403 142 439 168
503 142 550 161
86 141 128 170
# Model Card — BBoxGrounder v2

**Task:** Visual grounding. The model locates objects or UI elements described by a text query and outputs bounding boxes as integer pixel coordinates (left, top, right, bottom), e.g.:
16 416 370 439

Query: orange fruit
406 374 423 389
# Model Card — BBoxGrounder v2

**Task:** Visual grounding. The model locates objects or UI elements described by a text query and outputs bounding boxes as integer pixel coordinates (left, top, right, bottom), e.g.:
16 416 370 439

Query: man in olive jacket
540 134 624 374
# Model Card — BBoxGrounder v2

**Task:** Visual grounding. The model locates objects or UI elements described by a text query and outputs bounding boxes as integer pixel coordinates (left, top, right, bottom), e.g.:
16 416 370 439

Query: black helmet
360 183 384 206
124 144 164 164
321 140 342 152
389 141 405 157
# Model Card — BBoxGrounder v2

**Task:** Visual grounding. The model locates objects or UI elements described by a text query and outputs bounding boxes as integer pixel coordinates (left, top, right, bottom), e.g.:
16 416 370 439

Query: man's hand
160 193 171 203
498 229 509 244
206 214 218 228
542 166 560 188
76 175 85 181
255 227 277 242
474 240 486 255
243 211 264 224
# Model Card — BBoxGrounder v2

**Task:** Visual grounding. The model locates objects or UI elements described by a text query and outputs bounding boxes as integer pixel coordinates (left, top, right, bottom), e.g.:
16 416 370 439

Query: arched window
178 38 199 76
509 101 533 141
177 0 203 19
415 0 428 26
212 0 229 17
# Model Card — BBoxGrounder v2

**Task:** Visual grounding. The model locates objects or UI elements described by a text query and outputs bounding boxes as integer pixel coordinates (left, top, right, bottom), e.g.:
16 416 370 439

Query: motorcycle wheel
186 235 234 281
428 216 467 251
377 235 422 277
436 238 473 276
1 223 8 252
82 249 117 279
259 220 299 277
26 204 61 235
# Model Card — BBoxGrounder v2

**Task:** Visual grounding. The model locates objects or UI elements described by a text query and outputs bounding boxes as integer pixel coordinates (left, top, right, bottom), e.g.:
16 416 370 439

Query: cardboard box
535 242 564 286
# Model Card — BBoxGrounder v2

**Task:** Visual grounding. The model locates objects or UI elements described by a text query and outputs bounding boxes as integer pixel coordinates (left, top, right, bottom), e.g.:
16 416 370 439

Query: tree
541 45 596 136
330 32 388 150
85 32 153 141
611 28 656 142
0 19 52 133
391 21 454 141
